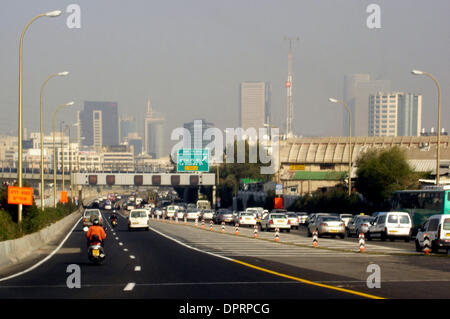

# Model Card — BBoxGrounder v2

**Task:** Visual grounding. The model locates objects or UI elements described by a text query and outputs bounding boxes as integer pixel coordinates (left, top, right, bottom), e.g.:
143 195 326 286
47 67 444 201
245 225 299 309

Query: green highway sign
177 149 209 172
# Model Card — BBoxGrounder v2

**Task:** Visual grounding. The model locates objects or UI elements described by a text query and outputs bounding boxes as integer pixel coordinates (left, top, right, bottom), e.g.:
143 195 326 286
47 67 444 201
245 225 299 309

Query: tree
355 147 424 207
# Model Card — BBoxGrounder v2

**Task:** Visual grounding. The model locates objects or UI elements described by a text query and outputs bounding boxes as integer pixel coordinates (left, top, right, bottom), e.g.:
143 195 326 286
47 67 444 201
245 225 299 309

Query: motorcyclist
86 218 106 247
110 211 118 226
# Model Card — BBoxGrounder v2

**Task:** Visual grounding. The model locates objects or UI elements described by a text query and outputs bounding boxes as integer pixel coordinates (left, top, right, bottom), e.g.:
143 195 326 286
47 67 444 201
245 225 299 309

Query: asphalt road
0 211 365 299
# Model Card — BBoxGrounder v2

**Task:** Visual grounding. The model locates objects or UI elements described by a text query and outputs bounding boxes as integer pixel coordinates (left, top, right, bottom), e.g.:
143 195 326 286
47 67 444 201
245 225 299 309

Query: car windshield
131 211 147 218
287 213 297 217
84 211 99 217
241 212 254 216
320 216 340 222
270 214 286 219
388 214 410 224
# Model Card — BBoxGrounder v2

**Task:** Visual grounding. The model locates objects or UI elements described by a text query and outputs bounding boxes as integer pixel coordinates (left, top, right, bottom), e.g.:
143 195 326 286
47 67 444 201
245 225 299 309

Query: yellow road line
232 259 386 300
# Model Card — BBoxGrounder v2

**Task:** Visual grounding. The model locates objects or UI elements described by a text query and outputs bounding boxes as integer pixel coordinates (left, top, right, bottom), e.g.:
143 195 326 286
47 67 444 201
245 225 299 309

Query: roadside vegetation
0 184 77 241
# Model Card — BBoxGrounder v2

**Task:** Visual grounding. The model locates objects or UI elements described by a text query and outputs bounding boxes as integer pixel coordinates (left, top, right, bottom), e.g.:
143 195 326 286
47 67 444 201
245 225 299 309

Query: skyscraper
144 99 165 159
119 115 137 143
397 93 422 136
183 119 215 149
368 92 423 137
79 101 119 147
239 82 271 131
368 92 400 136
343 75 391 136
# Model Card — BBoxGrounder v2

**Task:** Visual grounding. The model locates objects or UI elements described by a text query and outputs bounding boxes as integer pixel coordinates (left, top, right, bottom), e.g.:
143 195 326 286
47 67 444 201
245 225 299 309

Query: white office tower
368 92 422 137
239 82 271 132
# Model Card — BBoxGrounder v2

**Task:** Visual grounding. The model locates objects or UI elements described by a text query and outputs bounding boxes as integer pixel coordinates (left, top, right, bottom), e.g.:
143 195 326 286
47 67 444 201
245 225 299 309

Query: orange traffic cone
312 231 318 248
359 233 365 253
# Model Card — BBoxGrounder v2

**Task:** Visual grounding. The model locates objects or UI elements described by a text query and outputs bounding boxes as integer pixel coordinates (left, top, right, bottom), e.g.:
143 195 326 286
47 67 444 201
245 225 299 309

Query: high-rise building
79 101 119 147
369 92 400 136
119 115 137 143
398 93 422 137
368 92 422 137
183 119 215 150
239 82 271 131
344 75 390 136
144 99 165 159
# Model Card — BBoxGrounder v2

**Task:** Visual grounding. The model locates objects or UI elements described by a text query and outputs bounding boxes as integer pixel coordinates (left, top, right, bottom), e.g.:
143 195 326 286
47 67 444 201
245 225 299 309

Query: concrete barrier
0 208 82 271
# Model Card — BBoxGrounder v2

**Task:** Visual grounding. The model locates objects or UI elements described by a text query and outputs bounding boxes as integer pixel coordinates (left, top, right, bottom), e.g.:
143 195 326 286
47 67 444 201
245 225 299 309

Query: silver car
347 215 373 237
308 215 345 238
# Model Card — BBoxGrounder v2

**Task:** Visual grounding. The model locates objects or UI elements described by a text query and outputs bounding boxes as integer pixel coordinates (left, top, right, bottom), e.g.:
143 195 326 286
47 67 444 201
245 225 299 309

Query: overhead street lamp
39 71 69 211
52 101 74 207
411 69 442 185
329 98 352 196
17 10 62 222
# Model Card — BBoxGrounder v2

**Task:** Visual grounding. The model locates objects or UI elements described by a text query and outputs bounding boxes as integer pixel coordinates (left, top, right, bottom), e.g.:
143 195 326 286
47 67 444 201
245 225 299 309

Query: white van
128 209 150 231
367 212 412 242
415 214 450 253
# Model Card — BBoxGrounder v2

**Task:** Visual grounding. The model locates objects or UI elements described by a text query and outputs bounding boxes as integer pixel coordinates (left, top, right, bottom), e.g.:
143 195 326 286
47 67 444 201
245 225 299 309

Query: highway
0 209 449 300
0 211 365 299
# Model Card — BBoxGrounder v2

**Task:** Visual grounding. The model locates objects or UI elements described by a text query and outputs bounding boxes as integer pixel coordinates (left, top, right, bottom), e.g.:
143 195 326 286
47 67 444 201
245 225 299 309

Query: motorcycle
83 227 106 264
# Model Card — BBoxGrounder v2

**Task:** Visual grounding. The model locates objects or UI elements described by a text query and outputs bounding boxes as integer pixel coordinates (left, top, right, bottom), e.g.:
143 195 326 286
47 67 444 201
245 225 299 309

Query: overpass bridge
0 169 216 186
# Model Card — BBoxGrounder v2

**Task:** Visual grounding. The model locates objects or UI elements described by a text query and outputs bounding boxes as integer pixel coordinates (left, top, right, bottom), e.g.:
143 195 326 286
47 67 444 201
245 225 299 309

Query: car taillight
288 220 291 224
269 220 273 224
240 217 242 220
297 218 299 223
340 223 345 227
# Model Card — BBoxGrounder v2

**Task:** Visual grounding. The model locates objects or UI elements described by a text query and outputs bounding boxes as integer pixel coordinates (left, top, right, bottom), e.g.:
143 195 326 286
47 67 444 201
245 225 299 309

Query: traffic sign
177 149 209 172
7 186 33 206
60 191 68 203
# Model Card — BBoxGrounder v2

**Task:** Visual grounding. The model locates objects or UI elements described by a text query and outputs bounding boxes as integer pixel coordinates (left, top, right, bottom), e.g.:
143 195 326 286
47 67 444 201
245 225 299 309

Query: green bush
0 184 77 241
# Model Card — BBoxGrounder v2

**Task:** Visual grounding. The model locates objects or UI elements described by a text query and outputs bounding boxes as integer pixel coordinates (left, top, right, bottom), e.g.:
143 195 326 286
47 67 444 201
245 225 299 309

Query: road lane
0 211 369 299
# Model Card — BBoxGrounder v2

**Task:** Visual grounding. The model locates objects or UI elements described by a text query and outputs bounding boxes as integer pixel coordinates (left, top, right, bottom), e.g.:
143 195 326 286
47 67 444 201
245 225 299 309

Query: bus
391 185 450 233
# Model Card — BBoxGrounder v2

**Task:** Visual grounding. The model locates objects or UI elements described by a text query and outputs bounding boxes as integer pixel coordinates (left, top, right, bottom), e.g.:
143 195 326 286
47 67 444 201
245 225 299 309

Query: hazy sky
1 0 449 154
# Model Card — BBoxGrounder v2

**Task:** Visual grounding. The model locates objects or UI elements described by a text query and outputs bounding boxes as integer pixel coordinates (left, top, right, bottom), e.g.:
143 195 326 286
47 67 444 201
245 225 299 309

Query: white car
367 211 412 242
339 214 353 227
83 209 103 227
415 214 450 253
185 209 201 221
236 211 257 226
176 208 186 219
104 200 112 210
154 208 163 217
166 205 179 218
200 209 214 220
128 209 150 231
259 213 291 232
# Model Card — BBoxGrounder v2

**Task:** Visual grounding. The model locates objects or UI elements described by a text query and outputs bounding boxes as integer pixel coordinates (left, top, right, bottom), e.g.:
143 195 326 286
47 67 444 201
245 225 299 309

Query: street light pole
17 10 62 222
52 102 74 207
329 98 352 196
40 71 69 211
412 70 442 185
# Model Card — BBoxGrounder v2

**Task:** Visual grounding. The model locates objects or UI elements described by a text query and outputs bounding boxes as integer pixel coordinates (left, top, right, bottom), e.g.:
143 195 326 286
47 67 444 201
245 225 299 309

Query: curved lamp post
17 10 62 222
329 98 352 196
412 70 442 185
